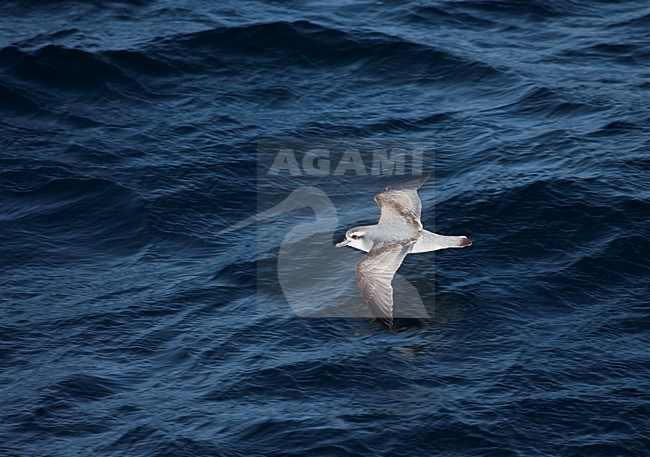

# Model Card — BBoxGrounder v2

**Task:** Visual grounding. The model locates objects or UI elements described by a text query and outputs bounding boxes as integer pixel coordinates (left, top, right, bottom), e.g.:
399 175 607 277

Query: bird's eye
351 234 358 239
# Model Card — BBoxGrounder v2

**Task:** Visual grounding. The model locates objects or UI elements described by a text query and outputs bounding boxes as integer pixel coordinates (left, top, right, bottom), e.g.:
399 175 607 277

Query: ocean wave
498 85 605 117
0 177 149 266
0 19 512 124
404 4 499 28
450 0 568 18
0 45 148 92
153 20 508 83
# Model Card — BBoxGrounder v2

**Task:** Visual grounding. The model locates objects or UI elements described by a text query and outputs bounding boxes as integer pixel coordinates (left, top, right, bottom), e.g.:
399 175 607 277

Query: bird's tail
410 230 471 253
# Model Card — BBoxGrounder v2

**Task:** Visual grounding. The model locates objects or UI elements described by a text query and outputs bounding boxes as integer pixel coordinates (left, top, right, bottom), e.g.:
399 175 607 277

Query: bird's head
336 227 367 250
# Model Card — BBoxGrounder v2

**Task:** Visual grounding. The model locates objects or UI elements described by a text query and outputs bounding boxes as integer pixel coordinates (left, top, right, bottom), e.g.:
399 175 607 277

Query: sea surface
1 1 649 456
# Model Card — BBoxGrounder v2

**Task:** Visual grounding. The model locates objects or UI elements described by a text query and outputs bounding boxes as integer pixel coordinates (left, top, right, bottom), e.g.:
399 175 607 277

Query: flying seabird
336 175 471 328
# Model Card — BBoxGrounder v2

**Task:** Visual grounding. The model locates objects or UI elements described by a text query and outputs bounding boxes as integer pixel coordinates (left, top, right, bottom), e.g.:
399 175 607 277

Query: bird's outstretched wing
374 174 429 230
355 240 413 328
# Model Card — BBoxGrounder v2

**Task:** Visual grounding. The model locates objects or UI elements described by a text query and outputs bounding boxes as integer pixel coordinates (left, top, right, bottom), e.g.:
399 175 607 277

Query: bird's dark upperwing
355 240 413 328
374 174 429 229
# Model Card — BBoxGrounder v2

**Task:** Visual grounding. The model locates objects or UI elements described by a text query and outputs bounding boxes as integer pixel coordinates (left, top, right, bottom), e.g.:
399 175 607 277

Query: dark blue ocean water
1 1 649 455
